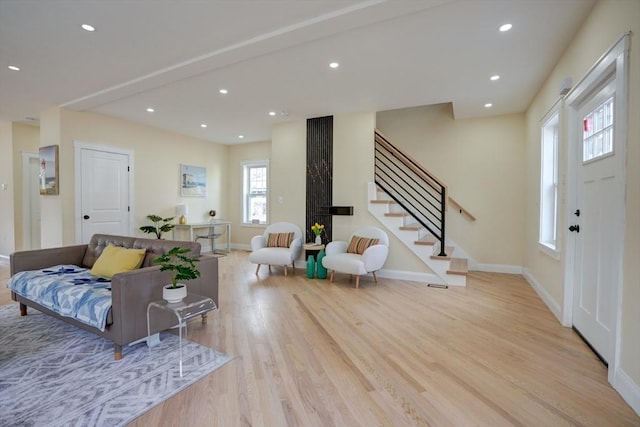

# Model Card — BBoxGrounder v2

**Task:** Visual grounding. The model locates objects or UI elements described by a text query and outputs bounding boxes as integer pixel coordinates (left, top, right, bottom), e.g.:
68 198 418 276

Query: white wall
523 0 639 402
227 140 271 247
376 104 526 267
11 123 40 251
38 108 228 246
0 120 15 258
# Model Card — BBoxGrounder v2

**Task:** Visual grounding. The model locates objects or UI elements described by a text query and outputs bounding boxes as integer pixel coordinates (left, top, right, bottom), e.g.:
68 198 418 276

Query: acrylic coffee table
147 293 217 377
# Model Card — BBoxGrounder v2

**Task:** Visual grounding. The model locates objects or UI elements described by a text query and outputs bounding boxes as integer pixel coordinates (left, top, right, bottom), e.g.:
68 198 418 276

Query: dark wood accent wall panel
306 116 333 244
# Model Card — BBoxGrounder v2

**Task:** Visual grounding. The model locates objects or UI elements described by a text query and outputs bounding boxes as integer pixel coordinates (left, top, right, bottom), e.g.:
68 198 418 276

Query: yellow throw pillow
90 244 146 278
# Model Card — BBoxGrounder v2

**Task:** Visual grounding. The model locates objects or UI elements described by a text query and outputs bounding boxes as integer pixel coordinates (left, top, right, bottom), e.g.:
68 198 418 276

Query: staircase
371 129 471 287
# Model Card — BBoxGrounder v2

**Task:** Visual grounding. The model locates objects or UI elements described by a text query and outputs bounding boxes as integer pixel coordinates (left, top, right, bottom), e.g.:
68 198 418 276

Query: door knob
83 215 90 220
569 225 580 233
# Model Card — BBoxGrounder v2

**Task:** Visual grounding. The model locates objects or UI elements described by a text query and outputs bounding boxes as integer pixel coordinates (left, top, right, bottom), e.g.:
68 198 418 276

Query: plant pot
163 284 187 303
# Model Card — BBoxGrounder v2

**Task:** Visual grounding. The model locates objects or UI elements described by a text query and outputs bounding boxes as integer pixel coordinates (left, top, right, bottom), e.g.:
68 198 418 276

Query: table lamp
176 204 188 224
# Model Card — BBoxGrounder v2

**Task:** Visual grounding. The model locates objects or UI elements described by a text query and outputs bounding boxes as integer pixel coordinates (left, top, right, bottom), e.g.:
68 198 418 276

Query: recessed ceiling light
268 111 276 116
484 103 493 108
81 24 95 32
239 135 244 139
219 89 228 94
146 107 155 113
490 75 500 81
8 65 20 71
499 23 512 32
329 62 339 69
200 124 207 128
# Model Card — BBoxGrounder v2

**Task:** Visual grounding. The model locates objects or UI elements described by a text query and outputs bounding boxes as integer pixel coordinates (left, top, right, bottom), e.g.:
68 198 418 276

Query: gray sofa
9 234 219 360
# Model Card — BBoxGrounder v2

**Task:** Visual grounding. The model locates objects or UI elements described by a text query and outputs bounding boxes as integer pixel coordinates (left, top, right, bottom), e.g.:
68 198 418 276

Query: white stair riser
369 182 466 287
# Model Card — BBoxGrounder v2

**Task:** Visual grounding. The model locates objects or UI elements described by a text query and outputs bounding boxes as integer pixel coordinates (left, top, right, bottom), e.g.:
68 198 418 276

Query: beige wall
524 0 639 390
0 120 15 257
376 104 526 267
267 111 434 272
227 140 271 247
270 120 307 229
11 123 40 251
38 108 228 246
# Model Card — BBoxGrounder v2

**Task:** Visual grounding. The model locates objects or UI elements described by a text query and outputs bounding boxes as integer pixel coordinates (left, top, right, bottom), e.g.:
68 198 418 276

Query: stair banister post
439 185 447 257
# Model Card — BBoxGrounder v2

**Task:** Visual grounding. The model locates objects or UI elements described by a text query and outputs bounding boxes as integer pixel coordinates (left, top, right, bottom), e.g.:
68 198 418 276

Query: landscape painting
180 164 206 197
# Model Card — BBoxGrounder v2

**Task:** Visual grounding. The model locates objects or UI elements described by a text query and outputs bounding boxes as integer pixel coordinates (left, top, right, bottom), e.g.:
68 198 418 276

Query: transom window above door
582 96 614 163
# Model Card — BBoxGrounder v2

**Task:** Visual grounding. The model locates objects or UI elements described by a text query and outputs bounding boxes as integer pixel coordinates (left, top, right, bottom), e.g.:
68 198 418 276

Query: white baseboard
615 367 640 416
470 262 523 274
522 268 563 323
232 243 251 251
376 268 442 284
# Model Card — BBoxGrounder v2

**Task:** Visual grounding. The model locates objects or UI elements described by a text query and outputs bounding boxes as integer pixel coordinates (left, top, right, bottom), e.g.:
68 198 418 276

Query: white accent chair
249 222 303 276
321 227 389 288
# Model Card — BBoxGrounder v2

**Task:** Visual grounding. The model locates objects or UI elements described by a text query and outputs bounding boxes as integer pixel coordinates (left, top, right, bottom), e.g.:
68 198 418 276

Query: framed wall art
180 164 206 197
39 145 59 195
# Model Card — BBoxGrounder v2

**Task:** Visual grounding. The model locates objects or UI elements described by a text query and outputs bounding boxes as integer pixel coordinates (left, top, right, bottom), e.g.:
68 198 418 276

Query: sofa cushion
346 236 380 255
83 234 201 269
266 232 294 248
90 244 146 278
83 235 138 268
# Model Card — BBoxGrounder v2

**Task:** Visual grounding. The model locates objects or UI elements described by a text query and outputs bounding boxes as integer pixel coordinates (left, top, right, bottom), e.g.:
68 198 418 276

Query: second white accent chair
249 222 303 276
321 227 389 288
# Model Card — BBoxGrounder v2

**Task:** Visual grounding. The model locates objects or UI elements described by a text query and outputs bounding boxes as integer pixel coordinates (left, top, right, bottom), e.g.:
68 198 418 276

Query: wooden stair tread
400 225 421 231
430 246 454 260
447 258 468 276
384 212 409 217
414 236 436 245
370 199 396 204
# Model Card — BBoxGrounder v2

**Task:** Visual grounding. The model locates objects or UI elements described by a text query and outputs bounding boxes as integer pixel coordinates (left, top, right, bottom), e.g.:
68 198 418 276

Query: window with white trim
539 108 560 254
242 160 268 224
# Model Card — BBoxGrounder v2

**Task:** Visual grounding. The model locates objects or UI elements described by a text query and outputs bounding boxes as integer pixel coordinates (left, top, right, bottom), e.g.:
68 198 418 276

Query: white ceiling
0 0 596 144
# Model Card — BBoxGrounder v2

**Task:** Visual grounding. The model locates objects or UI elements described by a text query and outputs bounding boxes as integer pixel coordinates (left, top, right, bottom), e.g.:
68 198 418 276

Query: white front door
571 79 621 363
79 147 131 243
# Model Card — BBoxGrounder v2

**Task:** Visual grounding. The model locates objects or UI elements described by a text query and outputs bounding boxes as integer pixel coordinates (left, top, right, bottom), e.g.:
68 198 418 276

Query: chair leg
372 271 378 283
268 265 272 273
355 275 360 289
329 271 335 282
255 264 261 275
284 265 288 276
291 262 295 275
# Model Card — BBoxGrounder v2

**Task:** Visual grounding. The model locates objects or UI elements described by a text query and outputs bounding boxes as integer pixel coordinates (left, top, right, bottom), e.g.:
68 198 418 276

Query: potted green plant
140 214 176 239
153 247 201 303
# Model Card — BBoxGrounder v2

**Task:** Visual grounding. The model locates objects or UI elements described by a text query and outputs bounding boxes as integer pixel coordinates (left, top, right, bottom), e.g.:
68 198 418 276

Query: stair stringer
367 182 469 287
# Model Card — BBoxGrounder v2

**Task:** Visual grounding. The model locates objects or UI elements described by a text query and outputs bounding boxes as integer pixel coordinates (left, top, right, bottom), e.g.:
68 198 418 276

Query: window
582 96 614 163
242 160 268 224
539 107 560 255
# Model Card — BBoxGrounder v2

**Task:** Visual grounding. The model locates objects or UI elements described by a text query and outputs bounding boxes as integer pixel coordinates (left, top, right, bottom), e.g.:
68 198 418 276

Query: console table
173 220 231 253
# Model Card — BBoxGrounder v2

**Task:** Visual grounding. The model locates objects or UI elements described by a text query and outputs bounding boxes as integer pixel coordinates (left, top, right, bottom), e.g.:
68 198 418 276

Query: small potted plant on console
153 247 200 303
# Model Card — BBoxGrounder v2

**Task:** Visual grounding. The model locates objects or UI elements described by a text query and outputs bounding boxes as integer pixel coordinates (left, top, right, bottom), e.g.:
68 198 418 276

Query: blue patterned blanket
7 265 112 331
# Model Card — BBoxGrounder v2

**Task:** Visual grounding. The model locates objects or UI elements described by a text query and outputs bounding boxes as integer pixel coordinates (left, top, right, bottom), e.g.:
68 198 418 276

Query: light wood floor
1 252 637 427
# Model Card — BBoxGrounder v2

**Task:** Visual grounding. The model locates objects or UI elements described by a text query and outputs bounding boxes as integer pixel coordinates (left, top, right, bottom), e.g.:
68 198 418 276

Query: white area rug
0 304 232 427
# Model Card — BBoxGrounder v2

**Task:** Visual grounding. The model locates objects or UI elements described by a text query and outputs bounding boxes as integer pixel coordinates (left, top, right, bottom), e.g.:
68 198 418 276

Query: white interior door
79 147 130 243
571 79 621 364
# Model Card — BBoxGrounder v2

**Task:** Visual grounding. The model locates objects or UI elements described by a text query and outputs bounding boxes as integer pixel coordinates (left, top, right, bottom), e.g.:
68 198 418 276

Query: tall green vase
306 255 315 279
316 249 327 279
